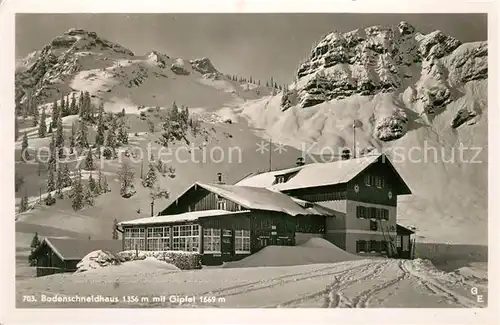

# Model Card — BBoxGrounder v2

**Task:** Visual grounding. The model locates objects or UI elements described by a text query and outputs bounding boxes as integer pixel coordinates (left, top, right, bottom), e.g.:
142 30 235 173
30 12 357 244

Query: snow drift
223 238 362 268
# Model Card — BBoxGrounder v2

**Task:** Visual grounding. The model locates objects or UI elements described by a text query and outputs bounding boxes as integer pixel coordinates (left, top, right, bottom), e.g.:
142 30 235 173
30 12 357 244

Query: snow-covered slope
239 22 488 245
15 28 272 110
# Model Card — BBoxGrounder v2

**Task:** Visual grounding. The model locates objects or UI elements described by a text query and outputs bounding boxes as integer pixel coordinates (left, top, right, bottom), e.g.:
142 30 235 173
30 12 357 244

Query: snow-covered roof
34 238 122 261
196 183 315 216
235 153 410 194
119 210 251 226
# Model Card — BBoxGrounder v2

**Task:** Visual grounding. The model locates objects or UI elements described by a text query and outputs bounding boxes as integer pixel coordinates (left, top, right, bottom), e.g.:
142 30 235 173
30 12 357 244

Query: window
364 174 371 186
369 240 379 252
356 240 367 253
276 176 285 184
203 228 221 253
396 236 402 248
235 230 251 253
370 220 378 231
217 199 227 210
146 226 171 251
124 228 145 251
382 209 389 221
172 224 200 252
356 206 367 219
364 174 384 188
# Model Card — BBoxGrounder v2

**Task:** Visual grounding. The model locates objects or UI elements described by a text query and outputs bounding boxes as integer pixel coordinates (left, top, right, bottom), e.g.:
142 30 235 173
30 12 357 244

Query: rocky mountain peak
285 21 484 111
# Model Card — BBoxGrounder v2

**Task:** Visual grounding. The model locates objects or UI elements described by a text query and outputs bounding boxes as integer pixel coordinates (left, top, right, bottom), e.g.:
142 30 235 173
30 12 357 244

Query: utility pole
150 199 154 217
352 121 357 158
268 137 272 172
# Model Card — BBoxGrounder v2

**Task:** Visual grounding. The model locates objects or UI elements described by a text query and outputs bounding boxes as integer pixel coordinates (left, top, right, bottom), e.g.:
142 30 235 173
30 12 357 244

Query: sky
16 13 487 84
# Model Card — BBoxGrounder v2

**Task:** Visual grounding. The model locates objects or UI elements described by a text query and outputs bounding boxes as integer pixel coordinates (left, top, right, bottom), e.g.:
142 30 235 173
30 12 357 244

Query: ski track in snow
16 258 486 308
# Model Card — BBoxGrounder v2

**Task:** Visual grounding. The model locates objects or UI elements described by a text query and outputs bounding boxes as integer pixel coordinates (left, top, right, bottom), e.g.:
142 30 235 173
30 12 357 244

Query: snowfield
16 258 487 308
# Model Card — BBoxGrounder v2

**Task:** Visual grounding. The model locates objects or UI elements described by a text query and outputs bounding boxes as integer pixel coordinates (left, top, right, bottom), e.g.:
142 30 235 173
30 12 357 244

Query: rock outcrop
284 21 488 141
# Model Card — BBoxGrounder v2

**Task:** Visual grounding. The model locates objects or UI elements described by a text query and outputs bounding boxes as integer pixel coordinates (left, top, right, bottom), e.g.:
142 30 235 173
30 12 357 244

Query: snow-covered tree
70 93 77 115
106 116 118 151
19 192 29 213
118 121 129 145
149 184 169 217
117 160 135 197
95 102 105 146
84 186 95 207
51 99 59 128
75 120 89 149
46 164 56 193
60 94 66 117
38 108 47 138
55 114 64 157
88 172 98 195
32 96 39 126
30 232 40 249
21 132 29 161
112 218 119 240
84 148 94 170
61 163 72 188
69 122 76 153
70 169 84 211
44 192 56 206
142 162 157 188
56 165 64 198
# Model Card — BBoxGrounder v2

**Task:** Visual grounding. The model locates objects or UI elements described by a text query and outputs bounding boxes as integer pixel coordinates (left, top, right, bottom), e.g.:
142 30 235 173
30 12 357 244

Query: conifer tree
105 116 117 150
46 162 56 194
78 91 84 117
61 163 72 188
75 120 89 149
32 96 39 127
88 172 98 195
44 192 56 206
30 232 40 249
70 92 77 115
55 114 64 157
51 99 59 128
117 117 128 145
112 218 119 240
84 185 95 207
84 148 94 170
56 165 64 198
47 123 53 134
70 169 84 210
69 122 76 154
95 102 105 146
21 132 29 162
142 162 157 188
19 191 29 213
38 108 47 138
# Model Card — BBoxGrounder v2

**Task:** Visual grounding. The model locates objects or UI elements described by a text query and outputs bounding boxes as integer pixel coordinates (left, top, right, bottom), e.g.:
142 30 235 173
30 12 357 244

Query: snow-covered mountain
241 21 488 245
15 28 272 110
15 22 488 245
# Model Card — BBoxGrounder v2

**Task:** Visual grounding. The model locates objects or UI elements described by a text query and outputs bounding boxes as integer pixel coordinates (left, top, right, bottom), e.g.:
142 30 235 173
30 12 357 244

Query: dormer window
276 176 285 184
216 195 227 210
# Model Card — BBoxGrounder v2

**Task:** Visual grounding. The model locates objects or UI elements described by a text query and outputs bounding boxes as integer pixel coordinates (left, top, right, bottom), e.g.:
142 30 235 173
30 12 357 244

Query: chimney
216 172 225 184
341 149 351 160
296 157 305 166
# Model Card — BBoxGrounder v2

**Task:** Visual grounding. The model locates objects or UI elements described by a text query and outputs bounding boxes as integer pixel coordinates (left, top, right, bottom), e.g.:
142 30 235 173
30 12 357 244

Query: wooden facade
122 154 414 263
34 243 79 277
121 210 296 265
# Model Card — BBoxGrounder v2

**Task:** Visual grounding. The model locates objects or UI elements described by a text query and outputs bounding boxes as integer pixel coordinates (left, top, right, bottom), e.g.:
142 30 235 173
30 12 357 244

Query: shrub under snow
75 250 123 273
117 250 202 270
